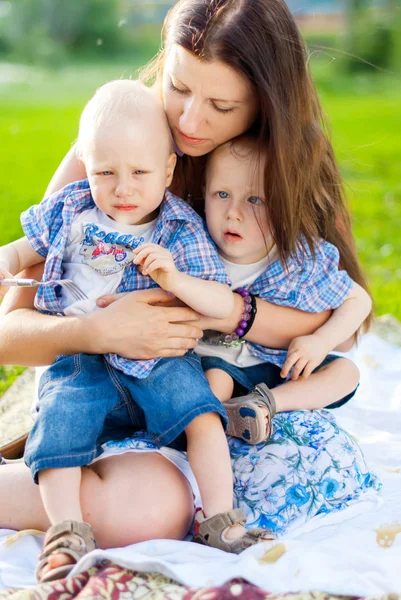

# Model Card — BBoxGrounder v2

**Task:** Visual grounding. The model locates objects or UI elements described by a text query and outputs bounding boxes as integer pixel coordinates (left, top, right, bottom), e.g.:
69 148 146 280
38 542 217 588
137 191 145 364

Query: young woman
0 0 378 579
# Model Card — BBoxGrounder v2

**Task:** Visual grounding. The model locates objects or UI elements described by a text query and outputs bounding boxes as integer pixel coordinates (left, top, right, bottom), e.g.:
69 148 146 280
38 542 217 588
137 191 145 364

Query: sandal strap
253 384 277 420
36 546 82 579
42 520 96 554
194 509 275 554
39 534 88 562
224 527 276 553
36 520 96 583
196 508 246 535
225 383 277 440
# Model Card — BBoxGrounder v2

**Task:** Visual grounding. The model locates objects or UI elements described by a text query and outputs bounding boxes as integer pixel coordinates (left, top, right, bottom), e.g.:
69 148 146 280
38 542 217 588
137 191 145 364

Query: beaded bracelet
223 287 257 345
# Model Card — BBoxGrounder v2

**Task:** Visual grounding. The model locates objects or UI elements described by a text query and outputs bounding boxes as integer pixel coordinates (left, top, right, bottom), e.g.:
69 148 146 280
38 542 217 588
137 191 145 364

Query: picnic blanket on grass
0 320 400 598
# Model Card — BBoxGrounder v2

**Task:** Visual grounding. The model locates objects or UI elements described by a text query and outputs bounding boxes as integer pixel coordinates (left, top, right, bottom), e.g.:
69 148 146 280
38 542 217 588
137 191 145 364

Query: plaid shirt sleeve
252 239 353 312
170 222 230 284
294 239 354 311
20 188 68 258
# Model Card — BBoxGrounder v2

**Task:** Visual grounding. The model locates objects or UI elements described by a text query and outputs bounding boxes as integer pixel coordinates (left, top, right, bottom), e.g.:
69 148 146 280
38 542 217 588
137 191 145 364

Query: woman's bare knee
0 463 50 531
81 453 194 548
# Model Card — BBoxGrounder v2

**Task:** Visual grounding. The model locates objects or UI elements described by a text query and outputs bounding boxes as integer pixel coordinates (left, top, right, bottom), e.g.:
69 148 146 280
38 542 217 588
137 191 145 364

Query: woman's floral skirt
230 409 381 534
99 408 381 536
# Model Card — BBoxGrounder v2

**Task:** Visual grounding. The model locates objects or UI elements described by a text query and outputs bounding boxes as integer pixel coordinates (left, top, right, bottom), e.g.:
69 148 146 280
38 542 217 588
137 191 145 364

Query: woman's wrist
197 292 243 334
79 310 110 355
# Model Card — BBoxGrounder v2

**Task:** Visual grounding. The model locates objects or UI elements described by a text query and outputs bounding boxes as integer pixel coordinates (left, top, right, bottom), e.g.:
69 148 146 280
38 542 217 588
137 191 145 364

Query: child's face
83 119 176 226
205 144 272 264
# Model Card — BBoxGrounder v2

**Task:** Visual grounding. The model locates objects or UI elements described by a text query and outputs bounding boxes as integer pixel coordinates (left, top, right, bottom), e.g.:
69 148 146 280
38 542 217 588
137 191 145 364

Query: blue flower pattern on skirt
101 409 381 536
230 409 381 535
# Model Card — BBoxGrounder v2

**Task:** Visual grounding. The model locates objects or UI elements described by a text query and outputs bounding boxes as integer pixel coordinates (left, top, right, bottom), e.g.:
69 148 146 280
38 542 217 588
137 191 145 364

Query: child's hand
0 266 14 299
280 334 329 381
133 243 179 291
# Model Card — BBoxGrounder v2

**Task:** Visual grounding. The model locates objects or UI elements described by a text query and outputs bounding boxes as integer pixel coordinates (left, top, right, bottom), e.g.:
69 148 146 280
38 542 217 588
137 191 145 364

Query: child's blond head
77 79 173 160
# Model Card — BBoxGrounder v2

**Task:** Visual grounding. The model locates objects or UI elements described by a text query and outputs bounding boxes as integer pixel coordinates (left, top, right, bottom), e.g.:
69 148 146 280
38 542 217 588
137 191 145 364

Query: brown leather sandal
224 383 276 444
193 508 275 554
35 520 96 583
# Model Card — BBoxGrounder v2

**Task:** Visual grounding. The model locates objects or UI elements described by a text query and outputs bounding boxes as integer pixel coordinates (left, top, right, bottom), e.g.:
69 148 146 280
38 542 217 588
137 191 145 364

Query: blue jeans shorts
201 354 358 409
25 352 227 483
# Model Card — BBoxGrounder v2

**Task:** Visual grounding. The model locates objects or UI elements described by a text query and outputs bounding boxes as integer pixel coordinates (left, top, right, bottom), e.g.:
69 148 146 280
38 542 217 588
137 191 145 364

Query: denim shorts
200 354 358 409
25 352 227 483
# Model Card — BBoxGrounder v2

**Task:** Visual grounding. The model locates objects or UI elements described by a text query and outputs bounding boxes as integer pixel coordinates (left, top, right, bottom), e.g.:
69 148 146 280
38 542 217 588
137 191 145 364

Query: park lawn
0 60 400 326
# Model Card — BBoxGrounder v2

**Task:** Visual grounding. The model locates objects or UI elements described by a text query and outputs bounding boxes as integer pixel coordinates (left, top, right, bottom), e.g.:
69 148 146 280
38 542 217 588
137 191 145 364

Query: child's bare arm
0 237 45 296
133 243 234 319
281 282 371 380
313 282 371 349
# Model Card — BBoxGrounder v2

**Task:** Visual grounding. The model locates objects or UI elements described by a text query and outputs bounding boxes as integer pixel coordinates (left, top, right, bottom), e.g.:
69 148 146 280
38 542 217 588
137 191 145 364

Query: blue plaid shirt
21 179 229 379
241 239 354 368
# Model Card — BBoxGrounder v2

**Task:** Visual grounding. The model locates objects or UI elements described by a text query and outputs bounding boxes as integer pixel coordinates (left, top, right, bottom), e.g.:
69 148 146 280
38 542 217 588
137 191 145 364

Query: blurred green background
0 0 400 391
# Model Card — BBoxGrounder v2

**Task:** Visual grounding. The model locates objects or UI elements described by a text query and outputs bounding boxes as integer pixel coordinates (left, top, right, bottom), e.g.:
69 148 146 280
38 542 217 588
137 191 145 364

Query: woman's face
162 44 259 157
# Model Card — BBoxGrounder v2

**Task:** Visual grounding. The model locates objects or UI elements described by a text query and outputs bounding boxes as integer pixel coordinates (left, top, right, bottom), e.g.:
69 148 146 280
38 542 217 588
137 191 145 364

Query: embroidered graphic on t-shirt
79 222 144 275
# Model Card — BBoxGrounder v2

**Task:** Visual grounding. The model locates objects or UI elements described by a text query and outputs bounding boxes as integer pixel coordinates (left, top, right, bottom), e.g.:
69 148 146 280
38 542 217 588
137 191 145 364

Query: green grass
0 366 25 396
0 58 400 326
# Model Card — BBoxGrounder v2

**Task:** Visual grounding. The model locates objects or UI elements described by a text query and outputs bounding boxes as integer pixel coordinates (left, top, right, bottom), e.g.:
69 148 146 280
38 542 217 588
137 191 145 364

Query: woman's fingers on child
97 289 176 308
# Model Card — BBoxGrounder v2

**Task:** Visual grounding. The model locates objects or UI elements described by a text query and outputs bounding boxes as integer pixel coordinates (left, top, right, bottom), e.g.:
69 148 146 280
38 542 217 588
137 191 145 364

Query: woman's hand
0 274 202 366
172 292 332 350
92 288 202 359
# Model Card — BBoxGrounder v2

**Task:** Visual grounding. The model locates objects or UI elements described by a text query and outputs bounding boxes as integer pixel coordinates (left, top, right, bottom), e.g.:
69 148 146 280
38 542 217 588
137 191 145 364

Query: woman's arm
44 145 86 197
0 264 202 367
195 293 331 349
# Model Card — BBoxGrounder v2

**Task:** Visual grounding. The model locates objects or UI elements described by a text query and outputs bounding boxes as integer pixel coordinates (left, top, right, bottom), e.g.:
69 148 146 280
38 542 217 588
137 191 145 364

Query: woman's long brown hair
140 0 372 328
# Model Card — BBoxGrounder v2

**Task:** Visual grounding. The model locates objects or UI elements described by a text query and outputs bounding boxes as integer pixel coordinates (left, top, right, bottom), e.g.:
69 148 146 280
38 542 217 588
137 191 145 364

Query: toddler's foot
40 538 76 579
224 383 276 444
36 520 96 583
193 508 275 554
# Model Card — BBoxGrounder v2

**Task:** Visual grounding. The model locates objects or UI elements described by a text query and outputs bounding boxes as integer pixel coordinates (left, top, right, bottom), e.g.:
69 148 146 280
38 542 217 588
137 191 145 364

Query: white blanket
1 330 400 595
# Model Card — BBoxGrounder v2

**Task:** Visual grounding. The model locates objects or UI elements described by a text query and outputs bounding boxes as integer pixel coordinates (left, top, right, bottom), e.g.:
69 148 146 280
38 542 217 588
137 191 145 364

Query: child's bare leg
205 369 234 402
185 412 245 541
274 358 360 412
37 467 85 576
0 453 194 568
227 358 359 442
39 467 83 524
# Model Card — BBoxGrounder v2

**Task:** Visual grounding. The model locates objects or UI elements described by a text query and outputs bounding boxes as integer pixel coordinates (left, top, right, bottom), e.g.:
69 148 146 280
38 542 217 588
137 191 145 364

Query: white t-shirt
195 252 276 368
60 208 156 315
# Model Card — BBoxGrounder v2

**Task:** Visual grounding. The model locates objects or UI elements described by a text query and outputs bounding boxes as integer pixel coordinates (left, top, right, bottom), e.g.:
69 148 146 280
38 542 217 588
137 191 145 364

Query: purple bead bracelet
223 287 254 344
